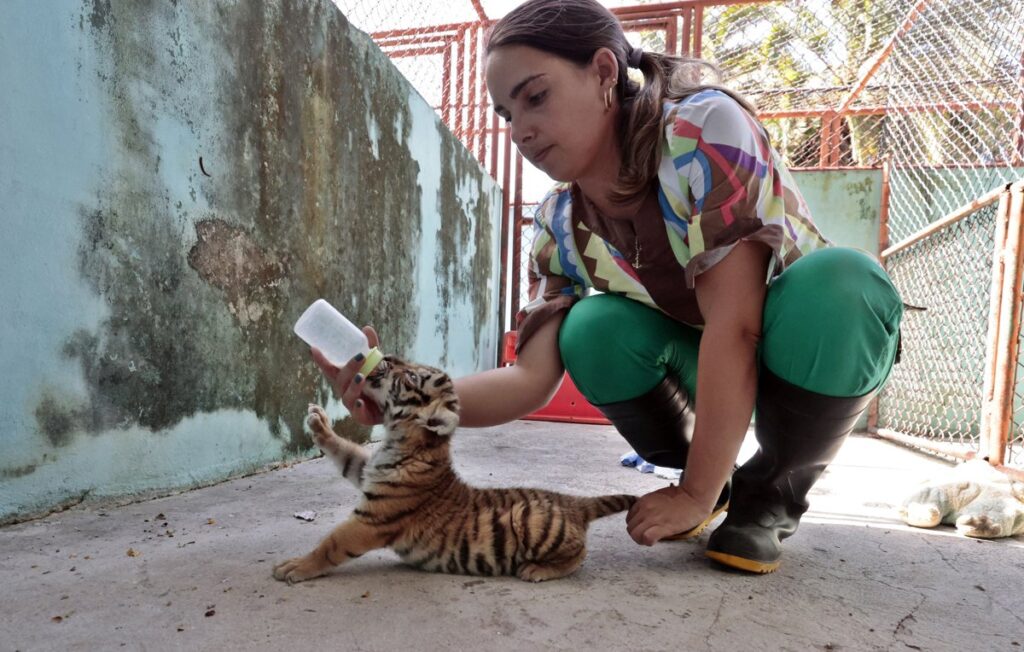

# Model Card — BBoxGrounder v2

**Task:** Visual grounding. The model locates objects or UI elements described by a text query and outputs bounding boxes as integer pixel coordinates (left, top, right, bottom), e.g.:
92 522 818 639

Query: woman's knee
560 295 621 356
769 248 902 327
763 247 903 396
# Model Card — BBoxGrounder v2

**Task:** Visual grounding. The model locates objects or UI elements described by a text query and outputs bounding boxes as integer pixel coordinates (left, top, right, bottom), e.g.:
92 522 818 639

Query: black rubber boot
705 368 875 573
595 375 729 539
594 375 695 469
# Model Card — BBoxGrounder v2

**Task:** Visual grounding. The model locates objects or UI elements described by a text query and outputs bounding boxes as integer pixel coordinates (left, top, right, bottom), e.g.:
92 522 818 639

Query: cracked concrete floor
1 421 1022 652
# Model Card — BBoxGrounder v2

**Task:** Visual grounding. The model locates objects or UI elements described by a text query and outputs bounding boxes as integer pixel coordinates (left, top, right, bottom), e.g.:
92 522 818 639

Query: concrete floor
1 420 1022 652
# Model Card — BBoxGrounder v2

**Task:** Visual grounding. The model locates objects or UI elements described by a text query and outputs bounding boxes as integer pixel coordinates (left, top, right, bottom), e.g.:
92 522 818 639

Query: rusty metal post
692 5 703 58
455 29 467 140
511 152 524 324
666 14 678 56
476 26 489 166
979 188 1012 454
680 9 691 55
867 155 894 432
465 27 477 149
818 112 834 168
441 40 452 133
878 154 892 257
990 183 1024 466
489 112 499 180
498 126 512 337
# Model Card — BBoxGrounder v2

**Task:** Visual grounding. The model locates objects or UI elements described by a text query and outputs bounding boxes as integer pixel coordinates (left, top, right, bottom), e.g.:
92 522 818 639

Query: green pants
559 247 903 404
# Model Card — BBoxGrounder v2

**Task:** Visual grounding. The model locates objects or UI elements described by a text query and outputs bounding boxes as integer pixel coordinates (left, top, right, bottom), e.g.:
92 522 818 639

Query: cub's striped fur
273 355 636 583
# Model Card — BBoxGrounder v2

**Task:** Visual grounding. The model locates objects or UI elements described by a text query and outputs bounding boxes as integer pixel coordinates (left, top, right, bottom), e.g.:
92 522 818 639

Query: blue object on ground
619 451 682 480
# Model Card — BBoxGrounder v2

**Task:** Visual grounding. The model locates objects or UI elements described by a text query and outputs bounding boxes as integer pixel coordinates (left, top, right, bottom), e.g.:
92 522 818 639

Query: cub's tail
577 494 637 522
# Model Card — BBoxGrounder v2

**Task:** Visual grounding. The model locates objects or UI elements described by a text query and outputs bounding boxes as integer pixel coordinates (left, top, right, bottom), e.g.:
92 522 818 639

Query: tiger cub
273 355 636 583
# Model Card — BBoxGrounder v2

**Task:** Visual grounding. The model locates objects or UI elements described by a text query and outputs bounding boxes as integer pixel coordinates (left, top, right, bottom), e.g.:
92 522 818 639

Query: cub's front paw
273 554 329 584
306 404 339 451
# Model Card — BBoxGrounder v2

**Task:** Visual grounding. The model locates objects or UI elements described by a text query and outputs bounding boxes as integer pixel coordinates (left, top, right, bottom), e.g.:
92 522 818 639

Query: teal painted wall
0 0 502 523
792 170 883 253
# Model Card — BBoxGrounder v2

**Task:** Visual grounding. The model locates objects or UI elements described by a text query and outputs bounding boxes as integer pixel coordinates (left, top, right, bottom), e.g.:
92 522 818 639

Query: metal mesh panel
878 206 997 451
706 0 913 168
881 0 1024 243
706 0 1024 180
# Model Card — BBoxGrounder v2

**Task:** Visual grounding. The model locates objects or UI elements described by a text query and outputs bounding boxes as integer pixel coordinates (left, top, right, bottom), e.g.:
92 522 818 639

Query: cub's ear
417 396 460 436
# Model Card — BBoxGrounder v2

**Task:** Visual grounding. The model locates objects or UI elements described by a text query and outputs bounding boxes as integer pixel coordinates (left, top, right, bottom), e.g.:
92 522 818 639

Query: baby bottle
294 299 383 376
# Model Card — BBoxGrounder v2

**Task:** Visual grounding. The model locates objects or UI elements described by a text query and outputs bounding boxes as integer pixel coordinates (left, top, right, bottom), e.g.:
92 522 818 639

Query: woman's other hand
310 325 382 426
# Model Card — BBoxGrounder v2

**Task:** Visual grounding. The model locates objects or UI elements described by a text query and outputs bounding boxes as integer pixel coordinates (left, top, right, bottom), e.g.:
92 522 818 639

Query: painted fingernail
355 399 363 409
353 353 365 362
353 373 364 384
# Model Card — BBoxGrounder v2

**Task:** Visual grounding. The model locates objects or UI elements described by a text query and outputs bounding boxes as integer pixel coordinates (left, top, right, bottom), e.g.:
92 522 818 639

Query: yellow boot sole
705 550 781 574
661 500 729 541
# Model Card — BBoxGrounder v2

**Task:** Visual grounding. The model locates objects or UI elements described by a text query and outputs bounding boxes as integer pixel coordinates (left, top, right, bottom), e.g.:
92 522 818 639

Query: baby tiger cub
273 355 636 583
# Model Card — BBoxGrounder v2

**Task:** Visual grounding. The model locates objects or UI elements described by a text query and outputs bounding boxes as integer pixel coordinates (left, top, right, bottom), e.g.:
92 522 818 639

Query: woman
315 0 903 574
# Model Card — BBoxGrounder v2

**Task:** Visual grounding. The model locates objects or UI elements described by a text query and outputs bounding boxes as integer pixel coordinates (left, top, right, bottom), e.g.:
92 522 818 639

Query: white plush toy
900 458 1024 538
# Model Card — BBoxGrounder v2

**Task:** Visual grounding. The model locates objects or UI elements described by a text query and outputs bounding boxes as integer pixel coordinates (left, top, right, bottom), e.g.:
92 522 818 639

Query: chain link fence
335 0 1024 470
880 208 996 451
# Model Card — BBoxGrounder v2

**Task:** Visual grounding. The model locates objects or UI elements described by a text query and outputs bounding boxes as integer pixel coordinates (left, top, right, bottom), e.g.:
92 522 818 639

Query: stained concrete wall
792 170 883 253
0 0 502 523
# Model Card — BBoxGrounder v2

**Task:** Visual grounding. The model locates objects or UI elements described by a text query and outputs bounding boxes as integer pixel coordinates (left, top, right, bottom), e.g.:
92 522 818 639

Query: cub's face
363 356 460 436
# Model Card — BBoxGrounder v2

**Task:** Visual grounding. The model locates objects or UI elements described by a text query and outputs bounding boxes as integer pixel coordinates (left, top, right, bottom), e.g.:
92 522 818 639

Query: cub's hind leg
517 540 587 582
516 516 588 582
307 404 368 486
273 518 389 584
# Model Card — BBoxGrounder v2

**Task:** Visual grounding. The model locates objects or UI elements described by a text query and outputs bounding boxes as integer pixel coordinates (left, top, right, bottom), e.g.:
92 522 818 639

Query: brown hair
486 0 756 205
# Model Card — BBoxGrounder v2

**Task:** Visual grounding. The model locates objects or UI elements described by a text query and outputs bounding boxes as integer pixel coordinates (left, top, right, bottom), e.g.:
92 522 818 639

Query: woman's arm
681 240 769 508
454 314 566 427
627 240 770 545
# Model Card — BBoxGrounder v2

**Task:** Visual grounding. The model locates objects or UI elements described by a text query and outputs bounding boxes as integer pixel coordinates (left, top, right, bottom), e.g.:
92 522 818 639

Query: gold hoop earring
604 86 614 111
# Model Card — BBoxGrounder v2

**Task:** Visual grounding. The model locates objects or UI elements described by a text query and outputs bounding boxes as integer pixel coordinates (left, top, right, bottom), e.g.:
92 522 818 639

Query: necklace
585 196 644 269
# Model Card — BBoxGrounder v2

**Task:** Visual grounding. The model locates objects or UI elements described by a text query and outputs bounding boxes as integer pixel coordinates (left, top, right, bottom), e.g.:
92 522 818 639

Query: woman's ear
590 47 620 88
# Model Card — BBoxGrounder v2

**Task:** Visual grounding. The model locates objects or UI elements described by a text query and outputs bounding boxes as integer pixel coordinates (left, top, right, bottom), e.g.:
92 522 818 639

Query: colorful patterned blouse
515 90 831 350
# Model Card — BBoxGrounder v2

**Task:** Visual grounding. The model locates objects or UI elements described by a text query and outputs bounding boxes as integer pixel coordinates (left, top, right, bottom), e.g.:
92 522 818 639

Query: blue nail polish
353 373 364 384
353 353 365 362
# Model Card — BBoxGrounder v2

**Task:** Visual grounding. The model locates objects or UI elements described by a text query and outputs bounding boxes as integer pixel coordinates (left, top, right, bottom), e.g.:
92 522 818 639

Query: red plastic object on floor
501 331 610 425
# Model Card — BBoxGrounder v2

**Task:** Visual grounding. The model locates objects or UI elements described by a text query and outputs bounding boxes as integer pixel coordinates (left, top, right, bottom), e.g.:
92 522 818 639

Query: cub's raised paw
273 555 329 584
306 404 339 451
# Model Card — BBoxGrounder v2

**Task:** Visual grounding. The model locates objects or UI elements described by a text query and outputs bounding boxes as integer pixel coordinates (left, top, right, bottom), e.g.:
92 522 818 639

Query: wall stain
435 129 494 366
35 389 83 448
49 0 458 452
0 464 39 480
88 0 111 31
844 176 877 223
